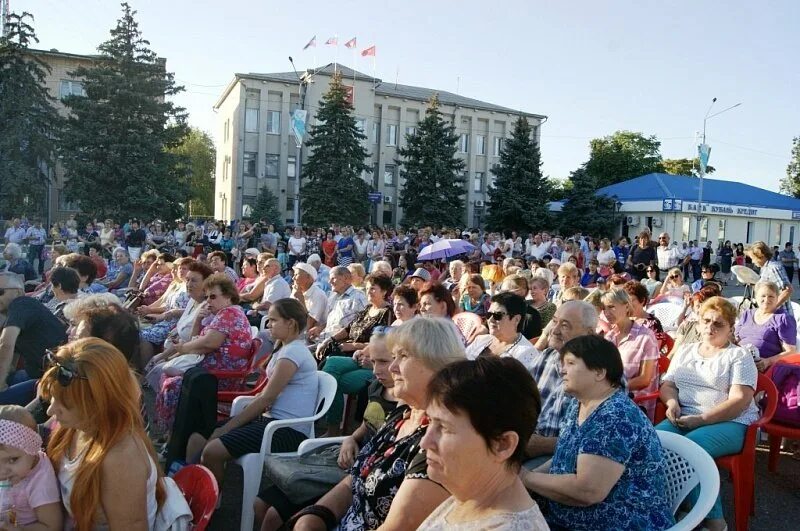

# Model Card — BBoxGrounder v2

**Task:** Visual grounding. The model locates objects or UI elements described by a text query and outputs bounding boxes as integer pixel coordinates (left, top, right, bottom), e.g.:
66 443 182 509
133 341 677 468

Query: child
276 242 289 273
0 406 61 529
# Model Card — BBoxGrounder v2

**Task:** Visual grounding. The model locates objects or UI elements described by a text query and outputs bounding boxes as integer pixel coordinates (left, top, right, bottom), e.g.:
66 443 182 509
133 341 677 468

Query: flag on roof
325 36 338 45
344 37 357 48
361 45 376 57
303 35 316 50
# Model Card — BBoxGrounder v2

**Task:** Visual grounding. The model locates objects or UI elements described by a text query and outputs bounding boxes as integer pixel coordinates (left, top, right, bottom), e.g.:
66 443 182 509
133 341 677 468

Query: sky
19 0 800 191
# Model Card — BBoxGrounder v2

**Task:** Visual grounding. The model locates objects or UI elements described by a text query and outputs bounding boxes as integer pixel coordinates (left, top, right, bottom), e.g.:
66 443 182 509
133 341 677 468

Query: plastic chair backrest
658 431 720 531
453 312 483 341
754 372 779 429
659 335 675 357
658 355 671 375
172 465 219 531
315 372 338 420
647 302 684 331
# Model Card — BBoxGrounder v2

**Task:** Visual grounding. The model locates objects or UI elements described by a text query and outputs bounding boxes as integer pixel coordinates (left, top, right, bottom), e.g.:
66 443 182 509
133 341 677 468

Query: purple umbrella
416 238 476 261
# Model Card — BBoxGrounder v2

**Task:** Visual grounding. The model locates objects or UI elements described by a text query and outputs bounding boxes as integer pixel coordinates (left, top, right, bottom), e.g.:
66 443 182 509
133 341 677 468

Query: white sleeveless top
58 440 158 530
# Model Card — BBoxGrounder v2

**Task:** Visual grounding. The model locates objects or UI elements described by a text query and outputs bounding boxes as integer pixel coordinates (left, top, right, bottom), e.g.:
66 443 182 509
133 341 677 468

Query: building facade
212 64 545 227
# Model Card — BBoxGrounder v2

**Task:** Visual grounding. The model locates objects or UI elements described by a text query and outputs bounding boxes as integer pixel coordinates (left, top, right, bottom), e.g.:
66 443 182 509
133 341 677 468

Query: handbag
315 339 343 368
162 354 205 373
263 442 348 504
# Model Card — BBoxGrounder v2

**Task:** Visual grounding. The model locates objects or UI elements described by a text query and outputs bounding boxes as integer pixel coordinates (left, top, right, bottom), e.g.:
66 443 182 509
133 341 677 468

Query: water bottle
742 343 761 363
0 480 14 526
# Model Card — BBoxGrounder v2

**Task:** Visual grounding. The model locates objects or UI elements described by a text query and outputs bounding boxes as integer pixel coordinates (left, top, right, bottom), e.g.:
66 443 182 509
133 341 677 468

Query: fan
731 265 760 286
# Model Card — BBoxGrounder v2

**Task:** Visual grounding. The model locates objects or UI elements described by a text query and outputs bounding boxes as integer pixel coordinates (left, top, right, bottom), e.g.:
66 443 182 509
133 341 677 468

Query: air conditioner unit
652 217 663 228
474 200 485 207
626 216 640 226
383 195 393 204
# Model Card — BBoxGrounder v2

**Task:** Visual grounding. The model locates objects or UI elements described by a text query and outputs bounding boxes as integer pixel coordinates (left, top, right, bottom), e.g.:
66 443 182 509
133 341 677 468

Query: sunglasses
45 350 88 387
486 311 508 321
669 274 680 279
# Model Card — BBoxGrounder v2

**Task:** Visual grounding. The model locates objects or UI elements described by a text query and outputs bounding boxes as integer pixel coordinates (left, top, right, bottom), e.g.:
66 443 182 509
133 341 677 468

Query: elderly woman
465 292 540 375
551 262 580 307
672 287 716 355
501 274 543 340
347 262 367 294
523 335 674 531
154 273 253 431
735 281 797 372
459 273 491 319
419 356 547 530
391 284 419 325
623 280 664 339
100 247 134 290
658 266 690 299
747 241 794 316
137 252 176 306
43 338 165 530
2 242 36 281
657 296 760 531
530 276 557 326
287 317 464 530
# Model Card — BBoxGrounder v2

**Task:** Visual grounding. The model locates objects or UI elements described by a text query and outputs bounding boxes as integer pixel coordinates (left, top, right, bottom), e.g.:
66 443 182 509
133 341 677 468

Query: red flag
303 35 316 50
361 45 376 57
344 37 357 49
325 36 338 45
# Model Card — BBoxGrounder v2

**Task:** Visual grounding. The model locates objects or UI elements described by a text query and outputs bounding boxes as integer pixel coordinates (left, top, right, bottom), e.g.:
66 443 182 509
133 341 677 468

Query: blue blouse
337 237 354 258
547 390 674 531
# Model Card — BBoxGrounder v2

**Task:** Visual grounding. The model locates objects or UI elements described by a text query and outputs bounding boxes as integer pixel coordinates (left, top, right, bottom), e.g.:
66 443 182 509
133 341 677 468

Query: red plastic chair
206 338 267 418
714 373 778 531
633 356 671 423
763 353 800 473
173 464 219 531
658 334 674 357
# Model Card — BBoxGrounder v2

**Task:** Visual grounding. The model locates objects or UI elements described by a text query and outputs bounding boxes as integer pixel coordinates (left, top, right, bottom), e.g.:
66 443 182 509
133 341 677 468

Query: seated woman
465 292 540 375
186 298 318 489
459 273 491 320
419 356 548 530
623 280 665 340
61 253 106 294
254 329 399 531
42 338 166 529
319 274 395 436
735 280 797 372
153 273 253 432
658 267 691 300
641 266 663 298
657 296 760 531
138 252 176 307
99 247 134 291
530 276 557 327
286 317 464 531
48 266 81 325
523 335 674 531
500 274 543 340
601 290 660 416
124 250 159 295
237 256 258 292
391 284 419 326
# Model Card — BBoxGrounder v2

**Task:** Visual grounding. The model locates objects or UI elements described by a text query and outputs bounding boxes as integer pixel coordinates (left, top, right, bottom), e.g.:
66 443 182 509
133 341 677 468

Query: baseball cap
410 267 431 282
292 262 318 281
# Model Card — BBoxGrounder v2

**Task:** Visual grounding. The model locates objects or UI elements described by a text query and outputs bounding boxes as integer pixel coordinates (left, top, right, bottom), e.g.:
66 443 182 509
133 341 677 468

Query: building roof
597 173 800 211
217 63 546 119
26 48 104 62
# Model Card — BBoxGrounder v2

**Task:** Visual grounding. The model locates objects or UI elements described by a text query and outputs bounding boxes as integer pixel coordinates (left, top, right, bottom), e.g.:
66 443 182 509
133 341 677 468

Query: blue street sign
368 192 382 203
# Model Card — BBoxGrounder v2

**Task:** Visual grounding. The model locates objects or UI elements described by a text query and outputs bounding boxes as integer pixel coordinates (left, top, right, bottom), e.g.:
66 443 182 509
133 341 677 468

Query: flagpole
334 34 339 73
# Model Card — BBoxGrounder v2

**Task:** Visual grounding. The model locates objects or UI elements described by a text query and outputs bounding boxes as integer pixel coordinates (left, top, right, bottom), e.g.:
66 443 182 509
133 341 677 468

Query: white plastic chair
231 371 337 531
647 302 685 332
658 431 720 531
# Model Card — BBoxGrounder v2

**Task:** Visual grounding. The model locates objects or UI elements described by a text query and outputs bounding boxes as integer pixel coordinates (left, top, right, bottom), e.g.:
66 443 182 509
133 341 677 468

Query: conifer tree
301 71 371 226
60 2 188 221
486 116 549 231
251 186 284 230
0 12 62 218
397 95 465 228
559 167 616 235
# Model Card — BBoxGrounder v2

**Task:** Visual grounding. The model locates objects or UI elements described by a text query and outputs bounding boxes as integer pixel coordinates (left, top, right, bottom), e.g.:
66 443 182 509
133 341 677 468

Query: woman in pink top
601 289 660 417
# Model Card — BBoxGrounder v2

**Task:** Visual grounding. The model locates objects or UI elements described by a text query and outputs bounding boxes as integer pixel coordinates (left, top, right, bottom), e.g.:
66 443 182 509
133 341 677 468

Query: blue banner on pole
698 143 711 172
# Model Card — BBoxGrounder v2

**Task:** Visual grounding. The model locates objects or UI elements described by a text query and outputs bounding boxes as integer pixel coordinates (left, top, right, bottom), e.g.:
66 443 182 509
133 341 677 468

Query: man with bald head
656 232 680 280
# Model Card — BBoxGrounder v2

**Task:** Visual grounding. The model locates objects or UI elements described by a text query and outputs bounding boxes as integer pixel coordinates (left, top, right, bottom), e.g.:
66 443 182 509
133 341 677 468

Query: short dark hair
50 266 80 294
392 284 419 307
419 282 456 317
204 273 240 304
81 306 140 367
186 260 214 279
208 251 227 263
491 292 526 319
560 335 624 388
61 254 98 284
623 281 649 305
428 356 541 468
271 297 308 333
365 273 393 294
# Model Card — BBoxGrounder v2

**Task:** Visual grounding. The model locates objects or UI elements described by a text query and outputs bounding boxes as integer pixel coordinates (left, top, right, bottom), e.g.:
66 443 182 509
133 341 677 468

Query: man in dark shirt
125 220 147 261
0 272 67 405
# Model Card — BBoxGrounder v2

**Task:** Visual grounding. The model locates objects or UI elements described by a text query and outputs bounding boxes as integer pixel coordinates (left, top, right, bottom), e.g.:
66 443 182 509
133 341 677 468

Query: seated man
307 266 367 342
307 253 331 294
1 243 36 282
291 262 328 331
247 258 291 326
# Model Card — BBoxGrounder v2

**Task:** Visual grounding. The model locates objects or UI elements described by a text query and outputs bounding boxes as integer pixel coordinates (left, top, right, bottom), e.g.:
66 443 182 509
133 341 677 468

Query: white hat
244 248 260 257
548 258 562 266
293 261 318 281
307 253 322 264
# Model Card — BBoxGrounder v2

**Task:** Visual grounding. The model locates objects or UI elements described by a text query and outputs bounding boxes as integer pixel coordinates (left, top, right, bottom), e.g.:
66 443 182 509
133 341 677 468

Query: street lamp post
694 98 742 243
289 56 309 225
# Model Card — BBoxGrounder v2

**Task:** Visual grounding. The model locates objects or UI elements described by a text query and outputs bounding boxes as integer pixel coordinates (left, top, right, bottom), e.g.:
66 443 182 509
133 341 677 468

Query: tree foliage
301 71 372 227
397 95 465 228
250 186 283 230
486 116 550 231
559 167 616 236
168 127 215 216
780 137 800 198
0 12 62 218
60 2 188 221
662 157 715 177
585 130 664 189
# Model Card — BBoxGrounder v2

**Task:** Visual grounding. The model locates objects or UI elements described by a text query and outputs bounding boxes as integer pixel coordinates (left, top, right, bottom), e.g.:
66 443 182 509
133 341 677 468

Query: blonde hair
700 296 737 328
667 267 683 282
601 289 632 313
348 263 366 282
62 293 122 324
754 280 779 296
584 289 604 312
386 317 465 372
563 286 590 302
557 262 580 278
747 241 772 262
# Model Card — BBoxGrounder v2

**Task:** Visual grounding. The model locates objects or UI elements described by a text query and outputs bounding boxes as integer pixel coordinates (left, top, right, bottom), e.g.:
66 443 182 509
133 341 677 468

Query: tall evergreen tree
250 186 284 230
301 71 371 227
486 116 549 231
60 2 188 221
0 12 62 218
397 95 465 228
559 167 616 236
780 137 800 198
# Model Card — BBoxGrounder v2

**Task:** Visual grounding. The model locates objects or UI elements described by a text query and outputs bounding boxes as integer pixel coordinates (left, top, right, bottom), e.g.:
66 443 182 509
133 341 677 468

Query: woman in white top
353 229 369 265
287 227 307 266
367 229 385 269
43 338 164 530
656 296 759 531
419 356 549 530
658 267 691 299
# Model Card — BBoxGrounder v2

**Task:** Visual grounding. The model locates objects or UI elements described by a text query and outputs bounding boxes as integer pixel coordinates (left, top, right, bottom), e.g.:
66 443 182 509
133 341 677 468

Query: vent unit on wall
383 195 393 204
626 216 640 226
474 200 485 207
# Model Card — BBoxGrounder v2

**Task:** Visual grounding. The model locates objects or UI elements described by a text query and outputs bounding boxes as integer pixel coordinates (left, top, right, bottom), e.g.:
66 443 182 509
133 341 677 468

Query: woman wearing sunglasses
42 338 166 530
656 297 760 531
658 267 690 300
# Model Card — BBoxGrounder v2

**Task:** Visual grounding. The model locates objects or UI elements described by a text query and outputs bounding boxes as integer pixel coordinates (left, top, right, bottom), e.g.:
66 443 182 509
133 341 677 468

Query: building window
700 218 709 242
473 172 484 193
406 126 416 138
287 156 297 179
286 197 295 212
476 135 486 155
266 111 281 134
746 221 755 244
384 164 396 187
265 154 279 178
386 124 398 146
243 152 257 177
242 196 256 218
382 209 393 226
459 133 469 153
223 119 230 143
372 122 380 144
245 108 259 133
718 219 726 243
493 137 503 156
356 119 366 135
774 223 783 246
681 216 690 242
59 80 85 99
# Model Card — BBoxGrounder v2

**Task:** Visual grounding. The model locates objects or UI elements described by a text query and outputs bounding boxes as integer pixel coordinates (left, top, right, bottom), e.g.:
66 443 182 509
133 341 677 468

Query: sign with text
368 192 382 203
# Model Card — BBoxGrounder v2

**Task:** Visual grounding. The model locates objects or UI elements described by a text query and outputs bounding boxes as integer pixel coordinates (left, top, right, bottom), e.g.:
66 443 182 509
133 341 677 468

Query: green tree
301 71 371 226
547 177 572 202
397 95 465 228
168 127 215 216
250 186 283 230
559 167 616 236
662 157 715 177
780 137 800 198
486 116 550 231
585 130 664 189
0 12 62 218
60 2 188 221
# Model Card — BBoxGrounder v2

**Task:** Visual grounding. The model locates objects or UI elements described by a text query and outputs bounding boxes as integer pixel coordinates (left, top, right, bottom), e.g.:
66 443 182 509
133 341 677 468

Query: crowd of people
0 213 796 530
